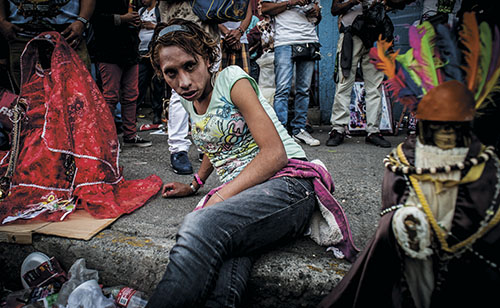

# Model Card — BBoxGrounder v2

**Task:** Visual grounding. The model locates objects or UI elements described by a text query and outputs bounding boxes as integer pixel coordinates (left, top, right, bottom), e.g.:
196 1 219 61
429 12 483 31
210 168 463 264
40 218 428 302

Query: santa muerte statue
319 12 500 308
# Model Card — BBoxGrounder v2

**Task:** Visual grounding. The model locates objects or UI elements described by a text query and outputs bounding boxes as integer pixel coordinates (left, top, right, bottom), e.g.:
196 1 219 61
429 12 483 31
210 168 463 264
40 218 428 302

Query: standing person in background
261 0 322 147
246 12 261 82
0 0 95 90
421 0 461 24
137 0 164 124
155 0 223 175
92 0 152 147
218 2 253 73
326 0 392 148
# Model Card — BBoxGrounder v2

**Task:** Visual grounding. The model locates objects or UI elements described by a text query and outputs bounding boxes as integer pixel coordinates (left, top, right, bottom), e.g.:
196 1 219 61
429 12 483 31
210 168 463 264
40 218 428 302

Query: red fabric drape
0 32 162 224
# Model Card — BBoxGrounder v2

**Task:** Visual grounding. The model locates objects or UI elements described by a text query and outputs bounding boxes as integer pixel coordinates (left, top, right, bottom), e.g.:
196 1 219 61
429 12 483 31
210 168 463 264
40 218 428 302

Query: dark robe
319 135 500 308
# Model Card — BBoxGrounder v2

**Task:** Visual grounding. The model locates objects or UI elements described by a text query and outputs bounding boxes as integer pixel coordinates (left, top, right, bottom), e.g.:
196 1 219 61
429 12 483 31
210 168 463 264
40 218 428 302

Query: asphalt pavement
0 119 407 307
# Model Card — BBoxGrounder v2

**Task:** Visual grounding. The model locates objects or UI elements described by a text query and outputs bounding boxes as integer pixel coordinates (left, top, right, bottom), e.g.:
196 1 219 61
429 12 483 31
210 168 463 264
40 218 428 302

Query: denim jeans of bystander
273 45 315 136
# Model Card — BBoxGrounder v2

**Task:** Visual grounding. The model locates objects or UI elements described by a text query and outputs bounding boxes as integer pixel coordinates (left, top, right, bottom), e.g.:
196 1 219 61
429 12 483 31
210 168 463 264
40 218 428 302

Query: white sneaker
293 129 320 146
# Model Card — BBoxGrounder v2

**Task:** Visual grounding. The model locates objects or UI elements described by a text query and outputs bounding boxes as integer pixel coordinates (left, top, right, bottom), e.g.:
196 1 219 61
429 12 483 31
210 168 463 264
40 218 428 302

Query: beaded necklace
396 144 500 254
384 144 495 176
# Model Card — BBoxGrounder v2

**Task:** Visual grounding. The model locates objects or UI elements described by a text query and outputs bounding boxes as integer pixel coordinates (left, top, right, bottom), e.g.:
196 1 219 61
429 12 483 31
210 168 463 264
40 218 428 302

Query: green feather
475 22 492 100
396 49 424 90
418 22 439 87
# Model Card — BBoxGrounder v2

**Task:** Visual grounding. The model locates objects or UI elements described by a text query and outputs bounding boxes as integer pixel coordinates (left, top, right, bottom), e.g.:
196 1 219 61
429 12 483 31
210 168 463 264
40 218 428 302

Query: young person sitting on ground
145 19 357 307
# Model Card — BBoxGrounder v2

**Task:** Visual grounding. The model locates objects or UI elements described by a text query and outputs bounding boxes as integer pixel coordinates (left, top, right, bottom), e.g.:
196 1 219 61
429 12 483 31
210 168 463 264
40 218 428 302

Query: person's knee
178 210 216 241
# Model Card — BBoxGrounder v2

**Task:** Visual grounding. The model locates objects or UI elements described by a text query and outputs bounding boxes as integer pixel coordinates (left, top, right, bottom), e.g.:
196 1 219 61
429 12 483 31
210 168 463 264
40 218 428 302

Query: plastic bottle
102 286 148 308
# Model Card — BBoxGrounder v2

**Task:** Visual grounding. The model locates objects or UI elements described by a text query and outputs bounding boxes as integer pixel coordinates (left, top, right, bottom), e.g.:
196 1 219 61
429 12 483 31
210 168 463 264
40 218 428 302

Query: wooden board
0 210 119 244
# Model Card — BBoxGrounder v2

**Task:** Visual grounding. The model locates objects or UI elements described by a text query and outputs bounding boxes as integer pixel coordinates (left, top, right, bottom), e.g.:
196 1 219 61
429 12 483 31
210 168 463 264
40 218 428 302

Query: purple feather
487 26 500 81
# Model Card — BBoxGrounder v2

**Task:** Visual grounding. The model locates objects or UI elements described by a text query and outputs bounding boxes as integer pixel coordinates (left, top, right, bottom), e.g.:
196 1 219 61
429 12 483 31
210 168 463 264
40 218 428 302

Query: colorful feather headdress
369 12 500 113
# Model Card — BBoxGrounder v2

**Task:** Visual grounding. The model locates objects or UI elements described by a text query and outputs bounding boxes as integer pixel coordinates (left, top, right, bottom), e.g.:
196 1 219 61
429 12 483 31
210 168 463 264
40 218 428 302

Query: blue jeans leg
146 177 316 308
205 256 255 308
290 60 314 135
273 45 294 127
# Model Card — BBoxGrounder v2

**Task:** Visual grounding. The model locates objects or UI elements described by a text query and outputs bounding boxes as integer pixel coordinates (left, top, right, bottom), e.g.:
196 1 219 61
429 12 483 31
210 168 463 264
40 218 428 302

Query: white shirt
139 7 158 52
265 0 319 47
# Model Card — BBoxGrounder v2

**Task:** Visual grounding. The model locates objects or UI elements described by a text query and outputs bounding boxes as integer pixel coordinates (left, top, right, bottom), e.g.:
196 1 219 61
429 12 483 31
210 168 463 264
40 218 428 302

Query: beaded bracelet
194 174 204 188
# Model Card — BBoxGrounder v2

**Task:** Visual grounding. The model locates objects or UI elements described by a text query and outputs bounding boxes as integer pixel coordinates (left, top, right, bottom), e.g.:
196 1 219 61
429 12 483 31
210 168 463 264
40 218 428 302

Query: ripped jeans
146 176 316 308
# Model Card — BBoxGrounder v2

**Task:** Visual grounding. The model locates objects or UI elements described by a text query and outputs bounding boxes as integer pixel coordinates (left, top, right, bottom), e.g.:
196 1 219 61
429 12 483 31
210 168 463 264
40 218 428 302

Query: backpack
189 0 249 23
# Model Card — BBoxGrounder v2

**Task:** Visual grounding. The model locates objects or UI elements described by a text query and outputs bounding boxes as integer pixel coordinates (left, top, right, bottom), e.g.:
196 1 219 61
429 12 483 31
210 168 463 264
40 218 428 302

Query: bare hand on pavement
162 182 193 198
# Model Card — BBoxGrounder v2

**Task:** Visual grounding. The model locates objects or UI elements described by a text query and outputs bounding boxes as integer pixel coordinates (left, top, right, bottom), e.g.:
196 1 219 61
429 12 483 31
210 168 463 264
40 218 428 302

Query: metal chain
0 98 26 200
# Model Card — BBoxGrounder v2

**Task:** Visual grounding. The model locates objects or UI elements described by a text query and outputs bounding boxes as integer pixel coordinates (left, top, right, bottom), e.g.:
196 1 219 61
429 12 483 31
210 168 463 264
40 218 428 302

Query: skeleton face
418 121 471 149
431 124 457 150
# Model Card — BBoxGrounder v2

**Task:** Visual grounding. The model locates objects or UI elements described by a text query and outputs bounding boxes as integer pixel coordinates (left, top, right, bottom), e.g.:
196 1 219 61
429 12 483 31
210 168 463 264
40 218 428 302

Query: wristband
189 183 198 193
194 173 204 188
76 16 90 29
237 26 244 35
113 14 121 26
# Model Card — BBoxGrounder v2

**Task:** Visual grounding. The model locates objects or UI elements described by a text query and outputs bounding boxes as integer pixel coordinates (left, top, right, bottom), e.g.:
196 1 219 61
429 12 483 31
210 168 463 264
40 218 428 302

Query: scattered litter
0 254 149 308
21 253 67 290
54 258 98 307
102 286 148 308
327 150 337 153
326 246 346 259
66 280 115 308
133 162 148 165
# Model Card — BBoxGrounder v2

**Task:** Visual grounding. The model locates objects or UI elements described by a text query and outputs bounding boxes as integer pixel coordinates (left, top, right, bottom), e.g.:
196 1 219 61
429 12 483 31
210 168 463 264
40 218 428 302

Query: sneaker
366 133 391 148
171 151 193 175
293 129 320 146
123 135 153 147
326 130 344 146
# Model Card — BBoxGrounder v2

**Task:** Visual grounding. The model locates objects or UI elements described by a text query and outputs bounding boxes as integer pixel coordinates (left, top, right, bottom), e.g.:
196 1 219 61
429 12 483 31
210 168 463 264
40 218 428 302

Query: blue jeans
273 45 315 135
146 177 316 308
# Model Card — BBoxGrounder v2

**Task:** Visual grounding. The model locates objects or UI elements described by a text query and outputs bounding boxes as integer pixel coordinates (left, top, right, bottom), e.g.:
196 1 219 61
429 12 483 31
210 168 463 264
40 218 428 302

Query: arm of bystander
61 0 95 49
331 0 360 16
0 0 23 41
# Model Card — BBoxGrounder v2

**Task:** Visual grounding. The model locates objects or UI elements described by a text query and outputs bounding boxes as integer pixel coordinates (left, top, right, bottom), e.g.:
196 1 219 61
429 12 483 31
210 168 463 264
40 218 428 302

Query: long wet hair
149 19 220 79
